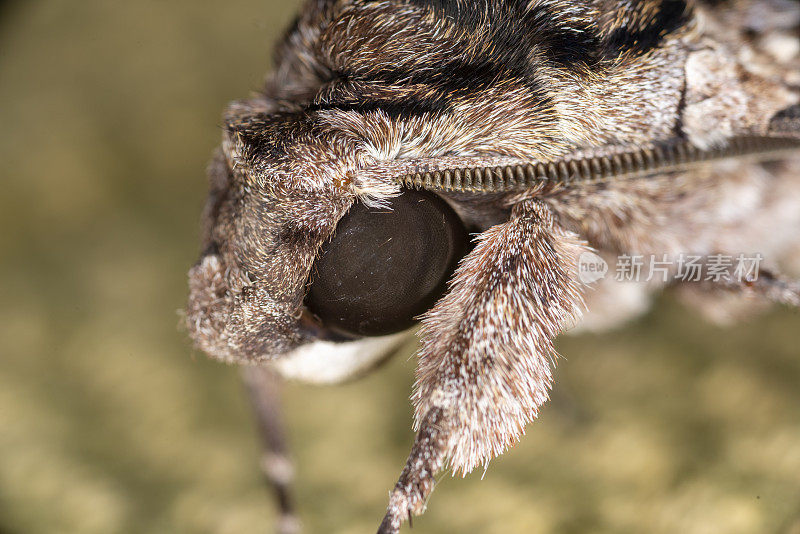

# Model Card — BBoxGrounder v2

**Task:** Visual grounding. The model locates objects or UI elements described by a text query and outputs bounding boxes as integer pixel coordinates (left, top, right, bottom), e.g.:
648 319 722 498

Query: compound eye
305 189 468 337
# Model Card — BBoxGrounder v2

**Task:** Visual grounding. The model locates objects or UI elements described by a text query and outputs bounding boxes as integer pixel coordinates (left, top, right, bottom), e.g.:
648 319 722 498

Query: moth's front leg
241 365 300 534
379 200 588 533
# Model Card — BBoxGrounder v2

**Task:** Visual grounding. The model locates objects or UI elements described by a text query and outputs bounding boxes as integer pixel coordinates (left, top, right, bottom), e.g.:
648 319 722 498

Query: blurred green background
1 2 799 533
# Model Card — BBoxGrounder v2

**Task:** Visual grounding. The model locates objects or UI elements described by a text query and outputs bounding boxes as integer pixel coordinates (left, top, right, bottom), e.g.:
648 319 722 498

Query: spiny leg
377 409 447 534
675 252 800 309
714 268 800 307
241 365 301 534
378 200 588 533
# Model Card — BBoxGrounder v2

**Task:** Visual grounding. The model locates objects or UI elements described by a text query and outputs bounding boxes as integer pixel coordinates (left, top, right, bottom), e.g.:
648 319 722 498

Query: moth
186 0 800 532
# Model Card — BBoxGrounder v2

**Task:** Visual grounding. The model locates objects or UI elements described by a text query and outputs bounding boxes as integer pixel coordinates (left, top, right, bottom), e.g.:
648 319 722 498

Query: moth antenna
396 136 800 194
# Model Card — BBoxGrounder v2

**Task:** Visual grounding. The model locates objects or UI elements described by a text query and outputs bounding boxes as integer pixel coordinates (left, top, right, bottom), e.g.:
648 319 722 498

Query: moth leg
675 265 800 325
768 104 800 139
377 409 446 534
378 200 587 533
241 365 301 534
713 268 800 307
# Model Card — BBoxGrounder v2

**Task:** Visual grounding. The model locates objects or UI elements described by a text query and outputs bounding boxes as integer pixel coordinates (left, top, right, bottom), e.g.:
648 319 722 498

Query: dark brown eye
305 189 468 337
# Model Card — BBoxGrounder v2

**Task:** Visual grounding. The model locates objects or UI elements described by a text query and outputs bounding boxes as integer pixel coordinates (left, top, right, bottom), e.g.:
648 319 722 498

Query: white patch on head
270 332 411 384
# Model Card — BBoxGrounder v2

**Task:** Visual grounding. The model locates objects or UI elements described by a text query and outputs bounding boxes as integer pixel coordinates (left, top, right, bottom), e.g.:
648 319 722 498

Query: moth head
185 134 473 362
